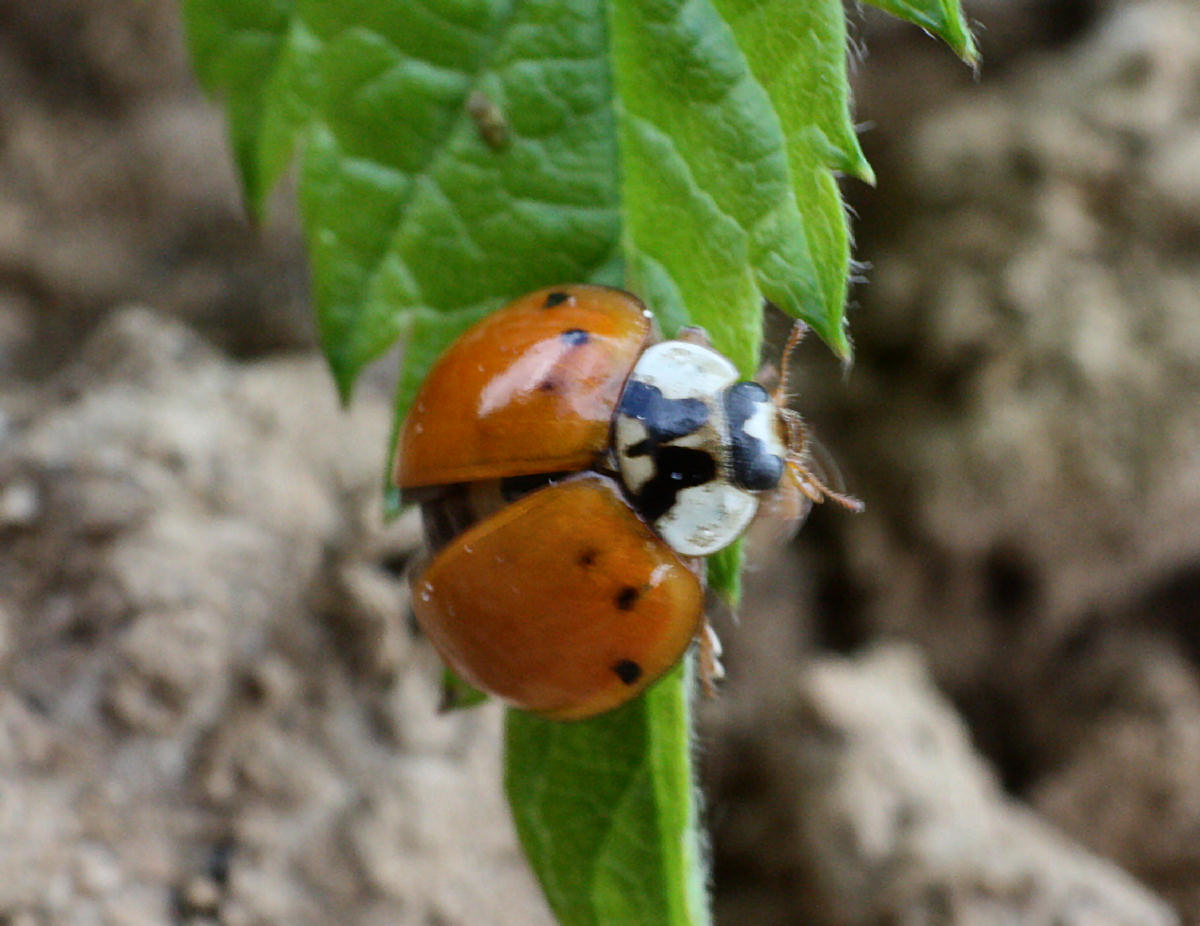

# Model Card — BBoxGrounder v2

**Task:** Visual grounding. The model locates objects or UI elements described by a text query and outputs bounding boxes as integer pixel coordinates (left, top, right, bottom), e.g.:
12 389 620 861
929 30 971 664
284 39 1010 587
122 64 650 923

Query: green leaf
180 0 299 211
188 0 623 401
864 0 978 64
611 0 863 370
184 0 867 398
716 0 873 351
506 663 707 926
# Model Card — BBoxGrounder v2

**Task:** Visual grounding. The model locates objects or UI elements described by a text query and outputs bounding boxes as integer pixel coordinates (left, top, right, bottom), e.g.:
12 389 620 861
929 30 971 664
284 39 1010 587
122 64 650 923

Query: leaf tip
954 27 981 69
837 132 877 187
965 47 982 72
851 153 877 188
825 319 854 363
242 172 271 225
328 355 357 407
933 9 979 66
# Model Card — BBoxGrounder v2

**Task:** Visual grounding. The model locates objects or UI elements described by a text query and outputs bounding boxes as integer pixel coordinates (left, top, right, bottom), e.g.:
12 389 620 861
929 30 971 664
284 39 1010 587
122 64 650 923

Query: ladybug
394 284 859 720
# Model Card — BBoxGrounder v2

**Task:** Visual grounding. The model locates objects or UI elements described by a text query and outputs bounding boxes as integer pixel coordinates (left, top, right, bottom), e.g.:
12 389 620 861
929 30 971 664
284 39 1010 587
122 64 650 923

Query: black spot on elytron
723 381 785 491
577 548 599 567
543 291 572 308
634 446 717 522
613 659 643 685
615 586 640 610
619 380 709 458
500 471 567 502
560 327 590 346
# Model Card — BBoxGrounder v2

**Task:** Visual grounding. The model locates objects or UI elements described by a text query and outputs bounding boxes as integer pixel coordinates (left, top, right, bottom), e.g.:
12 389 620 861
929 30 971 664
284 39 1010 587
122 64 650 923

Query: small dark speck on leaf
466 90 510 150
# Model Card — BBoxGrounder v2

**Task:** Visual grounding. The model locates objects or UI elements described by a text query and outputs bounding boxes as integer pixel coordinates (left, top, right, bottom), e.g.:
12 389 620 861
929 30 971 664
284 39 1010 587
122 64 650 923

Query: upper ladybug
394 284 856 720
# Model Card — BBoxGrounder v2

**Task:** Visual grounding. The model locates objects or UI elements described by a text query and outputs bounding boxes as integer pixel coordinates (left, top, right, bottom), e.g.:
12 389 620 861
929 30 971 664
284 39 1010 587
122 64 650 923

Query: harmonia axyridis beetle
394 284 860 720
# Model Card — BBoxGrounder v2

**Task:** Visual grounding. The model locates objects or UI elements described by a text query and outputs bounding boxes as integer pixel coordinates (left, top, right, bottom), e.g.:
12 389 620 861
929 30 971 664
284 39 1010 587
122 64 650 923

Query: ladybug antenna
780 408 865 513
772 320 808 407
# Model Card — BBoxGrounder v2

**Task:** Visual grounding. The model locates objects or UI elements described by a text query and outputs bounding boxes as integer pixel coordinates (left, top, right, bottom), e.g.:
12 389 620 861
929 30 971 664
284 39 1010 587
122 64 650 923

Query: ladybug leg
787 456 865 513
781 408 865 513
698 618 725 697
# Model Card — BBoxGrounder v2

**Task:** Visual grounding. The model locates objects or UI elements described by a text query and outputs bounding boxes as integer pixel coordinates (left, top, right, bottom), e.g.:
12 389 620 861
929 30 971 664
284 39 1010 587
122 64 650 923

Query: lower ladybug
394 284 860 720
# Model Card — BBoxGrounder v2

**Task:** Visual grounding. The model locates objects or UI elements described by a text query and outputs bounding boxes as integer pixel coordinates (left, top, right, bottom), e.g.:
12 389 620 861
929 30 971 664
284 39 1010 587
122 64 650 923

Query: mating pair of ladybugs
394 285 860 721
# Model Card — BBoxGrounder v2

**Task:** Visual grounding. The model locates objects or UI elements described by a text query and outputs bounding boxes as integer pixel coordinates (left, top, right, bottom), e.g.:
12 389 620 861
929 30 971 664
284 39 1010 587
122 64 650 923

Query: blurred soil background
1 0 1199 923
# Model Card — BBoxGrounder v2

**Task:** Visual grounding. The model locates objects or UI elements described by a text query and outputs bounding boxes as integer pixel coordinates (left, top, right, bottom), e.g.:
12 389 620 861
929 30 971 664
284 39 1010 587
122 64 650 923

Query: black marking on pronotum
577 548 599 567
619 381 709 457
634 445 717 522
724 381 785 491
560 327 590 346
613 659 643 685
543 291 572 308
614 586 640 611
